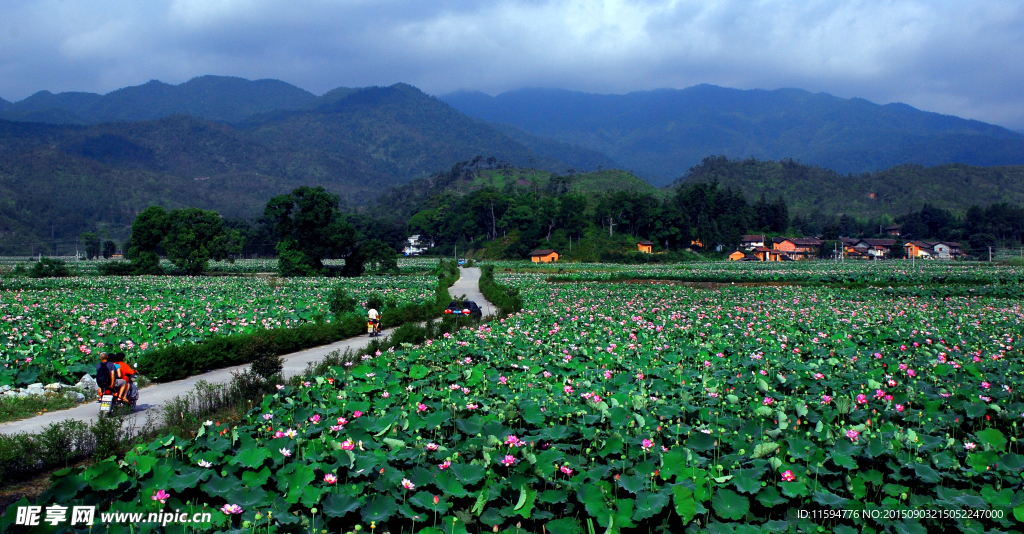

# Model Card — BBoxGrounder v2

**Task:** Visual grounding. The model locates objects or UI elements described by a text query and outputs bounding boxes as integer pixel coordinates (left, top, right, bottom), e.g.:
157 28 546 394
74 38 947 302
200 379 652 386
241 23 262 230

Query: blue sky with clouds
2 0 1023 129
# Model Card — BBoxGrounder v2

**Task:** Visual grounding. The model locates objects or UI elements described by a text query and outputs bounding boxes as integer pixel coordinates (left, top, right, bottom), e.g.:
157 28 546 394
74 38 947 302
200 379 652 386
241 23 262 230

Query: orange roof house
771 237 822 260
728 250 746 261
529 249 560 263
637 240 654 254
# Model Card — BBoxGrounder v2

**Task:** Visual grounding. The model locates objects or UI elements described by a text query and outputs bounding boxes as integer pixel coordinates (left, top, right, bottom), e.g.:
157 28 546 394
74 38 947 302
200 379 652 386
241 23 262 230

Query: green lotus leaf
449 463 486 485
672 485 697 524
323 493 362 518
712 488 749 520
361 495 398 522
632 490 670 521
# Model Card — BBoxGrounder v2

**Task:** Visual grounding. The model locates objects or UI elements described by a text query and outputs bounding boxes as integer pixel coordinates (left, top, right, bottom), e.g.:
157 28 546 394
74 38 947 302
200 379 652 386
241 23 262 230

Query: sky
2 0 1023 130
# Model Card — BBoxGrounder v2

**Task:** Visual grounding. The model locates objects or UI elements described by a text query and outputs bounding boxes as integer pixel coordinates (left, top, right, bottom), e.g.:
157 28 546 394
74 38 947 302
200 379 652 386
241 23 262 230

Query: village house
741 235 766 250
885 225 901 237
771 237 822 260
851 239 897 259
637 240 653 254
402 235 432 256
529 249 560 263
730 247 790 262
906 241 962 260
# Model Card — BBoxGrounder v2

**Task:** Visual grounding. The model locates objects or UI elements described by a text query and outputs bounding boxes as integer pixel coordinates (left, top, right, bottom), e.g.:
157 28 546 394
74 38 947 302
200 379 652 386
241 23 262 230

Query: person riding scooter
367 308 381 336
110 352 138 404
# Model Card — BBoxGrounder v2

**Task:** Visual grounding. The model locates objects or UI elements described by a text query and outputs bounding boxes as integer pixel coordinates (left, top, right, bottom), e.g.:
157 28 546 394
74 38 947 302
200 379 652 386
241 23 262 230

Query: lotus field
30 263 1024 533
0 275 435 387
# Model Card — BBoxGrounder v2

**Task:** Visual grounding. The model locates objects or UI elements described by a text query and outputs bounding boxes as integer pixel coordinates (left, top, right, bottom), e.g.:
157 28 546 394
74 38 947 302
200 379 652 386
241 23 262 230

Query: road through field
0 267 492 436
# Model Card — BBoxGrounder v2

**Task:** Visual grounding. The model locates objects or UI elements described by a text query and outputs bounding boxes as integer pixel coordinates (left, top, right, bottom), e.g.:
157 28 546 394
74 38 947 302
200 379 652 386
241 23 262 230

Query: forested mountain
441 85 1024 185
0 76 319 124
678 157 1024 218
0 84 613 249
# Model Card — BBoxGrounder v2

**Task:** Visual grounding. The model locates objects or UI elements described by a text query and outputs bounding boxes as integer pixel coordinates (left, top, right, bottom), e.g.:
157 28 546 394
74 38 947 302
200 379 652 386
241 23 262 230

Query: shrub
29 258 70 278
327 286 357 317
480 264 524 315
97 261 135 275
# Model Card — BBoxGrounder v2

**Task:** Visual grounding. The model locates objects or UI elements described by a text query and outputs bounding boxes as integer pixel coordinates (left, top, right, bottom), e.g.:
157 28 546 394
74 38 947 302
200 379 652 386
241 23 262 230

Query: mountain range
441 86 1024 185
0 79 614 248
1 75 1023 248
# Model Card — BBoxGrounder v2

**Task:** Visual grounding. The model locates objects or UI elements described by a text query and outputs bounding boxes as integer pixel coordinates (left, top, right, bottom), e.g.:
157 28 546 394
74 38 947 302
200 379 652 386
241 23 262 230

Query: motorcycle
367 318 382 337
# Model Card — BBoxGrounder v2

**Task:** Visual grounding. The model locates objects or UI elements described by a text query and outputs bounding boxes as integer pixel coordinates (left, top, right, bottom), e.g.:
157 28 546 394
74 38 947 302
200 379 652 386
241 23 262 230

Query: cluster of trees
123 206 243 275
78 232 118 259
108 186 398 276
399 174 789 255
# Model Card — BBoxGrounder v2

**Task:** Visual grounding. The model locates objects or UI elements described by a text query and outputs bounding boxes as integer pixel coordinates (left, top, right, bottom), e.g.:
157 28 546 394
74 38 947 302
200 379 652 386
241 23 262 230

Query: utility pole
989 246 993 262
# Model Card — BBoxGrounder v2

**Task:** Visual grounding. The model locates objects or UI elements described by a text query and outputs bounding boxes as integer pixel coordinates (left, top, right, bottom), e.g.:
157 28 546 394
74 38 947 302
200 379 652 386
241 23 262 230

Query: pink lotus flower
221 504 243 515
641 439 653 451
336 417 348 425
382 391 390 398
564 385 574 394
895 404 904 412
309 415 321 424
417 403 428 412
781 470 795 482
467 403 479 410
981 381 990 389
340 439 355 450
439 460 451 469
499 376 508 385
637 372 644 380
846 429 860 442
500 455 516 467
856 394 867 405
813 373 824 380
822 395 832 404
560 465 573 475
262 413 273 420
964 442 976 450
762 397 774 406
352 411 363 418
426 442 439 451
151 490 170 504
604 370 613 379
401 478 415 490
907 369 916 377
324 474 337 484
279 448 292 457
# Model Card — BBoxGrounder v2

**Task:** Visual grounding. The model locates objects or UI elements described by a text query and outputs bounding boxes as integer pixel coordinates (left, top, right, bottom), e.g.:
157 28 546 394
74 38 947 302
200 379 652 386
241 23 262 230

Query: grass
0 392 85 424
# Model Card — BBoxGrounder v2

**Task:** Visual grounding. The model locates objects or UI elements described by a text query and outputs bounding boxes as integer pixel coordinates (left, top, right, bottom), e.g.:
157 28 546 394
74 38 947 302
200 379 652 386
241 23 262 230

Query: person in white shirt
368 308 379 320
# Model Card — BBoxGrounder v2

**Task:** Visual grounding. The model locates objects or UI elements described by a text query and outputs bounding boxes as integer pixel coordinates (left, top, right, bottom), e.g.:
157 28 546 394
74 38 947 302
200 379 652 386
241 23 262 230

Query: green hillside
467 168 659 197
679 156 1024 217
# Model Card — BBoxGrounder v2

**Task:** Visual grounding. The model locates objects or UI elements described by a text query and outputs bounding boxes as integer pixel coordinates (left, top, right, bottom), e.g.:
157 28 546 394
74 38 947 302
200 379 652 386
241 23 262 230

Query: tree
80 232 101 260
102 240 117 259
163 208 243 275
361 239 398 272
265 186 357 276
128 206 168 275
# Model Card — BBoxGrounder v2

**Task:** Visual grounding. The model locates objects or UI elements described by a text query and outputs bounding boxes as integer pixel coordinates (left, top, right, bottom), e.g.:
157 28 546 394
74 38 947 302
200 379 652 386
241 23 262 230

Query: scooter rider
367 307 381 334
110 352 138 403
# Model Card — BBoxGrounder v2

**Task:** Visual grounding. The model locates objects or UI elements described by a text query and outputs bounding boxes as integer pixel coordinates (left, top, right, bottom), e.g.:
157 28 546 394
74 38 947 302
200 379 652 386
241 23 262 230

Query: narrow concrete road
0 267 492 436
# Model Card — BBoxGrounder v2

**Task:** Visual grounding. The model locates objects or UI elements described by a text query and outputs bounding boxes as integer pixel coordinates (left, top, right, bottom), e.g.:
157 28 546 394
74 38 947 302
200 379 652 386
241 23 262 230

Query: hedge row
479 264 523 315
137 260 461 383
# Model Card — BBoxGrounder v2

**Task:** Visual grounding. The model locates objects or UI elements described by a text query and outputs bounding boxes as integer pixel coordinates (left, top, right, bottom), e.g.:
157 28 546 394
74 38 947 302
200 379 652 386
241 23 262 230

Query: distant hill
0 76 319 124
441 85 1024 185
678 156 1024 217
0 84 614 246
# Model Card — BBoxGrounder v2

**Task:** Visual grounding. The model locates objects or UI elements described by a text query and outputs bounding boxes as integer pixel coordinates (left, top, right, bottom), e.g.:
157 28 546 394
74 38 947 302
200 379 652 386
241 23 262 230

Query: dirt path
0 267 492 436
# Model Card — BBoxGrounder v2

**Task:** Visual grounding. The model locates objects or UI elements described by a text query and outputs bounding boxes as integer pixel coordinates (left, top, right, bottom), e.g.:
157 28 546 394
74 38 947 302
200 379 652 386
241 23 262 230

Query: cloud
1 0 1022 128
